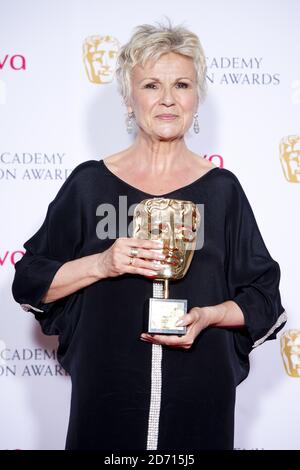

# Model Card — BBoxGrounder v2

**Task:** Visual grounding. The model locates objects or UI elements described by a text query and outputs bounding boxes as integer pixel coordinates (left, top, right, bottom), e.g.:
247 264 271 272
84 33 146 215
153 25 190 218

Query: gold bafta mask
133 198 200 280
280 329 300 378
83 35 120 84
279 135 300 183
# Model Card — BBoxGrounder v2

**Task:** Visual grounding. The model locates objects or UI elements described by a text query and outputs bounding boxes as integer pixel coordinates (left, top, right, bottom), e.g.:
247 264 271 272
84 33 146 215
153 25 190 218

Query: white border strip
253 311 288 348
146 343 162 450
21 303 44 313
146 281 164 450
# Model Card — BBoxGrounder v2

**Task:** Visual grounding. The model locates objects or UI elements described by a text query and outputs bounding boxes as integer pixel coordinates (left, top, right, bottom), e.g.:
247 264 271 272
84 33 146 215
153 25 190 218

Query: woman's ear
126 101 133 114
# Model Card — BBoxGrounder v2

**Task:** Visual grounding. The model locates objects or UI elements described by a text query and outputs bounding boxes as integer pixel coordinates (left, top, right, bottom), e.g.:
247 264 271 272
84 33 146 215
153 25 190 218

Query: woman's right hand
96 238 166 279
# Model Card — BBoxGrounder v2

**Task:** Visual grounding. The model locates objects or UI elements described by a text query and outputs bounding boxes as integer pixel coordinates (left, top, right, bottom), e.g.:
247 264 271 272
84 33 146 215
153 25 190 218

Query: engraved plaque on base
148 298 187 335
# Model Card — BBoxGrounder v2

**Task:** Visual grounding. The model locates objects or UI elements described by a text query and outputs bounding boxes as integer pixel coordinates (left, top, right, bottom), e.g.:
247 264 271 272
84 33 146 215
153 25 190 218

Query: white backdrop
0 0 299 450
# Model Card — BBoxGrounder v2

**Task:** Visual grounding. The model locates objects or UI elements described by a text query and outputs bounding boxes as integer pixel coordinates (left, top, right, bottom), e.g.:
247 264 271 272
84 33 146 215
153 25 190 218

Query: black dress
12 159 286 450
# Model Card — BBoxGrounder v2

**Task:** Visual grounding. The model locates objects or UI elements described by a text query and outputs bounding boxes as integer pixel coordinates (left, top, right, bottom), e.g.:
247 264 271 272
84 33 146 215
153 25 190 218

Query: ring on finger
130 247 139 257
129 256 135 266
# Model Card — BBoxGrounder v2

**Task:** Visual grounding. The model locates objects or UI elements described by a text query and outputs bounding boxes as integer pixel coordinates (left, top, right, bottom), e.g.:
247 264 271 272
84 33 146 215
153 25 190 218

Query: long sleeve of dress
224 173 286 354
11 162 89 336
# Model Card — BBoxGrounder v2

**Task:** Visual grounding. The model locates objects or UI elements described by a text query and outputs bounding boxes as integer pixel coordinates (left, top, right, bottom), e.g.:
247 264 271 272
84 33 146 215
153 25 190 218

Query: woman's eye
144 83 157 89
176 82 189 89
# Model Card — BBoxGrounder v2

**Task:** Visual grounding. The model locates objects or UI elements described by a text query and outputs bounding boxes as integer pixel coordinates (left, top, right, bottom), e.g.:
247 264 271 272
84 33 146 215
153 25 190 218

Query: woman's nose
160 87 175 106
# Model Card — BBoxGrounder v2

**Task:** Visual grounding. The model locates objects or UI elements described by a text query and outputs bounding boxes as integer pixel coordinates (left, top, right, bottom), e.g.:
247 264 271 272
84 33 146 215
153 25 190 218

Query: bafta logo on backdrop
281 329 300 378
279 135 300 183
83 35 120 84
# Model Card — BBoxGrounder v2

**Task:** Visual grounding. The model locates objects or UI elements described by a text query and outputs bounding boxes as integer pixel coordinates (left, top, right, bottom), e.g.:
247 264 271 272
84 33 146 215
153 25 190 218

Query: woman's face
128 52 199 141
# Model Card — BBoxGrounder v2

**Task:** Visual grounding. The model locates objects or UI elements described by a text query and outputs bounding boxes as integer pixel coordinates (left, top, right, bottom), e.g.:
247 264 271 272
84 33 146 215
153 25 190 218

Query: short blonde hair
115 19 207 105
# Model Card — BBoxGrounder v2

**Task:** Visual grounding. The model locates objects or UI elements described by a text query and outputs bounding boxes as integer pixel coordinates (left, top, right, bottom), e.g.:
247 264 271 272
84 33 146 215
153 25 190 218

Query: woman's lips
156 114 178 120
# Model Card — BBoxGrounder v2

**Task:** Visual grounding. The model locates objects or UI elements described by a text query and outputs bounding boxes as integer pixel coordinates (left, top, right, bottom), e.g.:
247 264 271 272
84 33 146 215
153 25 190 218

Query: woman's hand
140 301 245 349
140 306 211 349
96 237 165 279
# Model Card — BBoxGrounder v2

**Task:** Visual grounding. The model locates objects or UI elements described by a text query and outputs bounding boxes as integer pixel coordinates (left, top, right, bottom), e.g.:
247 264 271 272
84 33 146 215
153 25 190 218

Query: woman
12 21 286 450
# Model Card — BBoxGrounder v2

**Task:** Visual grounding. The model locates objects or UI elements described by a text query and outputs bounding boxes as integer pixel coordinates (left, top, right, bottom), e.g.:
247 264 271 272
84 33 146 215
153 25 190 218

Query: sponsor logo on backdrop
0 250 24 266
279 135 300 183
206 57 280 86
0 54 26 71
83 35 120 84
0 54 26 106
203 153 224 167
281 330 300 377
82 46 280 87
0 346 68 377
0 152 72 181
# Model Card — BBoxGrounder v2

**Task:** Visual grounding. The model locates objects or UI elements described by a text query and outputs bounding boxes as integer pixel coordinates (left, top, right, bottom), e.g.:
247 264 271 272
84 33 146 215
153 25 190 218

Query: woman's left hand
140 306 211 350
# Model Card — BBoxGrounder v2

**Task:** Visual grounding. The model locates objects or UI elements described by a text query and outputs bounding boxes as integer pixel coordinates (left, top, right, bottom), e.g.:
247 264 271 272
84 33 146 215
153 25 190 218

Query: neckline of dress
99 158 220 197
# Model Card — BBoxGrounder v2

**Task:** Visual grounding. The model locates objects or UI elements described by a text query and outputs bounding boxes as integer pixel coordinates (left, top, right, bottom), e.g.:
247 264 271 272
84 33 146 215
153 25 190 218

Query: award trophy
133 198 200 335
